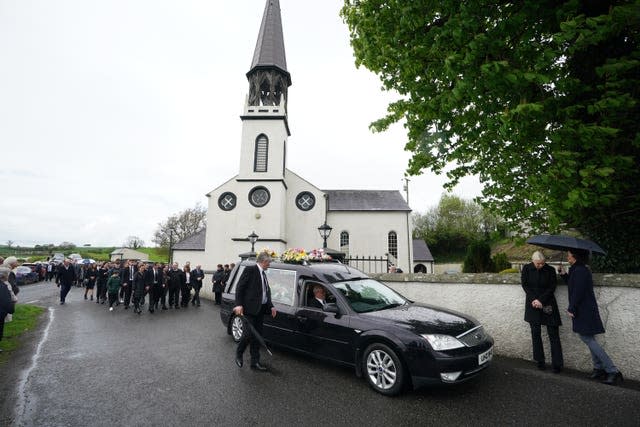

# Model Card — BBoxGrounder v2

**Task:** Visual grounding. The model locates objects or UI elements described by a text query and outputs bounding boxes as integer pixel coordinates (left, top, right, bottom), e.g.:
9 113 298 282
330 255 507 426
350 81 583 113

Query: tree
153 203 207 247
6 240 13 248
58 242 75 250
342 1 640 272
124 236 145 249
413 194 504 258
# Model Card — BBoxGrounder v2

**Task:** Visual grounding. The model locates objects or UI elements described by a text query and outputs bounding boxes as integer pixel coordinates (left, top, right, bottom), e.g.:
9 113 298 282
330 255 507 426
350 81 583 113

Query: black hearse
220 260 493 395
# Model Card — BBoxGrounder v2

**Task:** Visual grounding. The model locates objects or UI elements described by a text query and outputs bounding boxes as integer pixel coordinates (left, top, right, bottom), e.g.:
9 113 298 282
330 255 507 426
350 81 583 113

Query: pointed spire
246 0 291 107
249 0 288 75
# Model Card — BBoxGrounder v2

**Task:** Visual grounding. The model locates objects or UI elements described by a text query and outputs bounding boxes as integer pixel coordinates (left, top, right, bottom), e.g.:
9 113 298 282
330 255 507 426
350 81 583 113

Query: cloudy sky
0 0 482 248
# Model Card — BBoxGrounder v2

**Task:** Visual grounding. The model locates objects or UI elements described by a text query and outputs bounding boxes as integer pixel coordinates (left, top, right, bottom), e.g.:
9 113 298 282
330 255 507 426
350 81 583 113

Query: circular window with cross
248 186 270 207
295 191 316 211
218 192 237 211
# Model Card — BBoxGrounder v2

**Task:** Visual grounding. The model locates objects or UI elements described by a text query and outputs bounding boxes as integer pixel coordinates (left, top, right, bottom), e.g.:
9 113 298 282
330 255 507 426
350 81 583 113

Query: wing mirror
323 303 340 314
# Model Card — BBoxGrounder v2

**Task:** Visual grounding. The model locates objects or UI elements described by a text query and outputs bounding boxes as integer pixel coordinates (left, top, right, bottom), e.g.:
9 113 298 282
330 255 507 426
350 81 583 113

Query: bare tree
6 240 13 248
153 203 207 247
124 236 145 249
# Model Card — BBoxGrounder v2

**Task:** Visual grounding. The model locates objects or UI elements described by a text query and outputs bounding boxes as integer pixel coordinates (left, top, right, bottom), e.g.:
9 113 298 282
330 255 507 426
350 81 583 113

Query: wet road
3 281 640 426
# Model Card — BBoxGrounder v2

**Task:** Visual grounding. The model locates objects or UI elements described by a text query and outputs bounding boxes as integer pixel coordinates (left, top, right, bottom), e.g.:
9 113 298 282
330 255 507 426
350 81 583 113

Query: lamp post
168 228 175 264
317 222 332 249
248 231 259 254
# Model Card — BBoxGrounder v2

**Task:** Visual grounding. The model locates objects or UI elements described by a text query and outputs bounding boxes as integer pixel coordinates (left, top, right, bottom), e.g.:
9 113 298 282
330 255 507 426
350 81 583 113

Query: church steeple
247 0 291 108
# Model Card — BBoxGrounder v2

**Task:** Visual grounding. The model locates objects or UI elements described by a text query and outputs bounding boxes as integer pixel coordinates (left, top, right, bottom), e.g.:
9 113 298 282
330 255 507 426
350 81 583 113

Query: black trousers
214 291 222 305
168 287 180 307
236 306 267 365
122 283 133 307
180 285 191 306
60 283 72 302
108 292 118 307
192 286 201 305
530 323 564 368
0 318 4 341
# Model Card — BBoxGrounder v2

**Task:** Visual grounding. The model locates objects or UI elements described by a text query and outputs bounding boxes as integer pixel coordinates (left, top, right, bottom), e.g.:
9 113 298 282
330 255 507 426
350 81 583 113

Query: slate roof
413 239 435 262
173 229 206 251
249 0 287 74
324 190 411 212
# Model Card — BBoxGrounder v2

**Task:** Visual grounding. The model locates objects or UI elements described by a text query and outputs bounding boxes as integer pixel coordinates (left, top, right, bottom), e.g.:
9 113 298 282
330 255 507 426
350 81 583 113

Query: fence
344 255 390 274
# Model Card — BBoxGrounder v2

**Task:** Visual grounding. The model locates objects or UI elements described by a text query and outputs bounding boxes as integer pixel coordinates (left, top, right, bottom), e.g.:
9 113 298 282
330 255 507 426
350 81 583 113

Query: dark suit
235 265 273 365
191 268 204 306
1 283 16 342
308 298 325 309
521 262 563 369
57 264 76 303
120 265 137 308
166 269 185 308
146 267 164 310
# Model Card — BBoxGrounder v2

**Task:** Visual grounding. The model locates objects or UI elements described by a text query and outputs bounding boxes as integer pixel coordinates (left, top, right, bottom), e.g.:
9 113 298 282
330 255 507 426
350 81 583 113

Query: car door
261 268 299 348
294 282 356 364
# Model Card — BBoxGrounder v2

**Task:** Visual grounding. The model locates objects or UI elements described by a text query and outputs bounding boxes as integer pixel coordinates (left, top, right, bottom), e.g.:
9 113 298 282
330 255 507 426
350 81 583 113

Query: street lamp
248 231 259 253
317 222 332 249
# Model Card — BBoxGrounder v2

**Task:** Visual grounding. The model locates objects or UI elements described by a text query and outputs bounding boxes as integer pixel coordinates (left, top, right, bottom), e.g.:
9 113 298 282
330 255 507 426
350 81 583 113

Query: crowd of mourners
51 258 236 314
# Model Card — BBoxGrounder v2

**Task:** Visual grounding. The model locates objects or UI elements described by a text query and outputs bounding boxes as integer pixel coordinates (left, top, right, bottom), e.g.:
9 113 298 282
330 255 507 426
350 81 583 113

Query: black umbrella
241 316 273 356
526 234 607 256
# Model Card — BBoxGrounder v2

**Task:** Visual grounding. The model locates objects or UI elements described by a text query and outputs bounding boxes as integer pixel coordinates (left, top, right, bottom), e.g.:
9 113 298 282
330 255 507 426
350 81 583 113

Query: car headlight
422 334 465 350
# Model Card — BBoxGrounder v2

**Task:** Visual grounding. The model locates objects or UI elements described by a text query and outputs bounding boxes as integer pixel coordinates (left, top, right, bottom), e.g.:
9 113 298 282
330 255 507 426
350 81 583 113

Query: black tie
262 271 268 301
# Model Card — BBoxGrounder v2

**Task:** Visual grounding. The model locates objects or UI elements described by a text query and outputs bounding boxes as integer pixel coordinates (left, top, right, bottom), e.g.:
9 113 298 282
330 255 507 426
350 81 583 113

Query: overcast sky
0 0 482 248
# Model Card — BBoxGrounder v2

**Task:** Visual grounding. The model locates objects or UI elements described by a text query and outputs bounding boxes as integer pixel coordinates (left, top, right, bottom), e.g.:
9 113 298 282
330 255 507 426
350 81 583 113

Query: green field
0 304 46 363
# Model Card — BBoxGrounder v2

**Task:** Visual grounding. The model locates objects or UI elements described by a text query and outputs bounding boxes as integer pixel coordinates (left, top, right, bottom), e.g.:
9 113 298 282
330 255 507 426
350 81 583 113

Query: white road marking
15 306 54 425
25 300 40 304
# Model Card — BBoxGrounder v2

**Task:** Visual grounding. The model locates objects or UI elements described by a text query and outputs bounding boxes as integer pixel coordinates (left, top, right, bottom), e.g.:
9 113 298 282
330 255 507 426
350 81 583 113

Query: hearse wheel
363 342 405 396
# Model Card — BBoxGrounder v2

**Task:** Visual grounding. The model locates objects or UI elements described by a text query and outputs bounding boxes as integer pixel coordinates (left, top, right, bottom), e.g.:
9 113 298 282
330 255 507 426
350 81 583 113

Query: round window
218 192 237 211
295 192 316 211
249 186 270 207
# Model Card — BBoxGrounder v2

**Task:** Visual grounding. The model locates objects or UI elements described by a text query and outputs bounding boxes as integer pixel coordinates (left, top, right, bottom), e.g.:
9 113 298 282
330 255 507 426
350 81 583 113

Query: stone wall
374 273 640 381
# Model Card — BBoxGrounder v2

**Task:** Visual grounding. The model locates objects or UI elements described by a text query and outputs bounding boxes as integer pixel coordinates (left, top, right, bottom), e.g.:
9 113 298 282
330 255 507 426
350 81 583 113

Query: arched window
254 134 268 172
388 231 398 259
340 231 349 255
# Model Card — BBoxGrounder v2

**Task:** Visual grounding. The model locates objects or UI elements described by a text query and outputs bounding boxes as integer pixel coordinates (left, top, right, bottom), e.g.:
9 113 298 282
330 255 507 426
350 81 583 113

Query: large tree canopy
342 0 640 272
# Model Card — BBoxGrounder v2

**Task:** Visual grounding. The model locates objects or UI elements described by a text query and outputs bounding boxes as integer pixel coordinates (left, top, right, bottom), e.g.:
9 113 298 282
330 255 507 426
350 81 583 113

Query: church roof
412 239 435 262
173 228 206 251
324 190 411 212
249 0 288 74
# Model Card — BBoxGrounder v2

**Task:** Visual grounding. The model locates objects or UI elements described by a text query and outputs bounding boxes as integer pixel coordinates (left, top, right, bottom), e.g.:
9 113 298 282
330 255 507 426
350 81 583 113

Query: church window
295 192 315 211
249 186 270 207
388 231 398 259
340 231 349 255
218 192 237 211
254 134 269 172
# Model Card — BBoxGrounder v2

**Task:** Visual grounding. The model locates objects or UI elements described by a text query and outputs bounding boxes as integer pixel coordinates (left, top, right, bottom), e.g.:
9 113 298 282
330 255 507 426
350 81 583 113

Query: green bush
492 252 511 272
462 241 495 273
499 268 519 274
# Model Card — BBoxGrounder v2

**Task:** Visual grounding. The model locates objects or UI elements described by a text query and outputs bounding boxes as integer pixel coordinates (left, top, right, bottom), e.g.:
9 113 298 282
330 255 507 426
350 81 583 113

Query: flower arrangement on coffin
307 248 332 262
259 247 278 258
280 248 307 264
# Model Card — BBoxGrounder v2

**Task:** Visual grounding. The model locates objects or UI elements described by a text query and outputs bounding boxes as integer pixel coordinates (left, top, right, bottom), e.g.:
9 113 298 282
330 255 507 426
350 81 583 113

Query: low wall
373 273 640 381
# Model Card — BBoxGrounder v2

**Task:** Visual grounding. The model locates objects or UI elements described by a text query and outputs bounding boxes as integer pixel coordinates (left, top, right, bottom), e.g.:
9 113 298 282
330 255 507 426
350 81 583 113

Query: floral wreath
280 248 332 264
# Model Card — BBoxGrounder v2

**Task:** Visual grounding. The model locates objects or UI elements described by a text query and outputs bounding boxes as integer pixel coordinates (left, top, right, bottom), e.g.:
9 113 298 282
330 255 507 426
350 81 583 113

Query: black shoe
60 301 65 305
235 357 243 368
124 306 129 310
602 371 623 385
588 368 606 380
149 309 154 313
250 363 268 372
552 366 563 374
162 306 168 310
175 306 180 310
197 303 201 307
536 362 546 371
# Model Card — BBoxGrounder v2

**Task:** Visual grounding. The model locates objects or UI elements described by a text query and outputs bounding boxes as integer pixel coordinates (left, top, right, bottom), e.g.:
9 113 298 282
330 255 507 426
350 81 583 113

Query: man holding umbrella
233 251 277 371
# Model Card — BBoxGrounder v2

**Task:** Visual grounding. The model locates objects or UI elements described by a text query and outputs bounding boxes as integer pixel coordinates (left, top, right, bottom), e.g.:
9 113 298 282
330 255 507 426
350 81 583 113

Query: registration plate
478 347 493 365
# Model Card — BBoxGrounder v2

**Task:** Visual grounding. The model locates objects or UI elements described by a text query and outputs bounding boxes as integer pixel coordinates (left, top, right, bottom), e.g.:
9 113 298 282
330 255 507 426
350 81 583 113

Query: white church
172 0 433 275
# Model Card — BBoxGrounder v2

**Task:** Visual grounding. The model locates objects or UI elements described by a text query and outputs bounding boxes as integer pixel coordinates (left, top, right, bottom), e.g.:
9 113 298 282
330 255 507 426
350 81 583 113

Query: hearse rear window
266 268 296 306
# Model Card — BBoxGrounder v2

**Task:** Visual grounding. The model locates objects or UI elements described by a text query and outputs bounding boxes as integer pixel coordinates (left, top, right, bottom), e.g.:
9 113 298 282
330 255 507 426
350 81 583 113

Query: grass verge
0 304 46 361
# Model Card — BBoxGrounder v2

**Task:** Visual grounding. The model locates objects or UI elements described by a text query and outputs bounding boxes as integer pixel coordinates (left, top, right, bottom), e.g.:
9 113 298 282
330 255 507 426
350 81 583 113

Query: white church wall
238 118 288 180
326 211 413 272
283 170 328 250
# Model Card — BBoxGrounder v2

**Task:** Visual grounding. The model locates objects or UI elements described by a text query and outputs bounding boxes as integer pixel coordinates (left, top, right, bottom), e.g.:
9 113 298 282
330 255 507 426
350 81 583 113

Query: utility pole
402 177 410 205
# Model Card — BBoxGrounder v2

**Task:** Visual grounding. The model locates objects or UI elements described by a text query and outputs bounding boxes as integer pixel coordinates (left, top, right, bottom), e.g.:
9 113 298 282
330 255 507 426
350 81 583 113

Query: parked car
220 259 494 395
15 266 39 285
